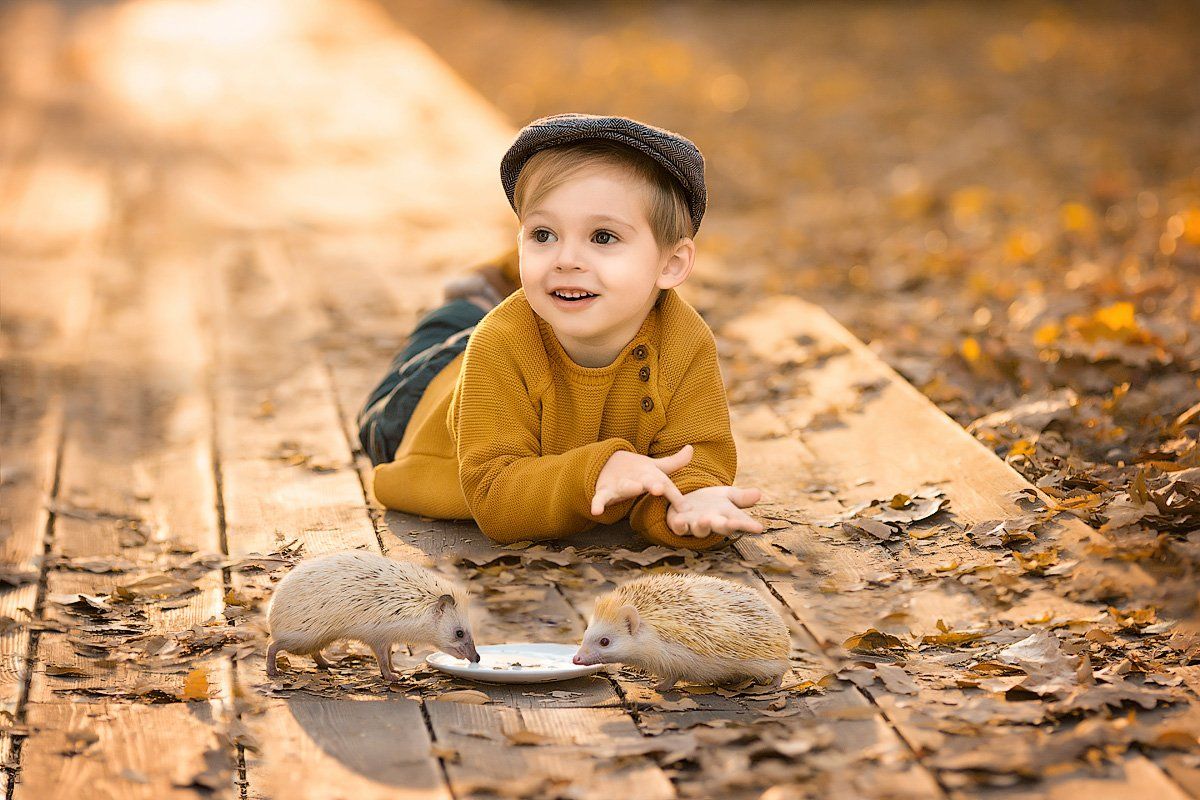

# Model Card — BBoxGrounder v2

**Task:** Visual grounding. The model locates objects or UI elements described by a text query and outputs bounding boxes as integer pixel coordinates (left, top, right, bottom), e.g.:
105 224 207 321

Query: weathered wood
242 698 451 800
426 702 675 800
0 230 98 723
29 570 226 704
212 238 380 561
0 588 35 719
23 247 227 703
16 701 232 800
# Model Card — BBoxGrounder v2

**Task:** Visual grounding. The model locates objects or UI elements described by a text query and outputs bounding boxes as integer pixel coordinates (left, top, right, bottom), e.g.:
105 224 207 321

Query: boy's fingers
591 491 609 516
661 480 688 510
733 513 763 534
730 487 762 507
653 444 694 473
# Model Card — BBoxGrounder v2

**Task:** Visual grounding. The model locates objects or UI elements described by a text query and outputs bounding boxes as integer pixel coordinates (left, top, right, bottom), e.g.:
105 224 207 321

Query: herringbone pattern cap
500 113 707 235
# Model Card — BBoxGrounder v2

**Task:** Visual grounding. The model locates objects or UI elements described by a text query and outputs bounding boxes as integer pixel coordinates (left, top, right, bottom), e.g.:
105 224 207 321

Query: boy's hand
590 445 693 517
666 485 764 538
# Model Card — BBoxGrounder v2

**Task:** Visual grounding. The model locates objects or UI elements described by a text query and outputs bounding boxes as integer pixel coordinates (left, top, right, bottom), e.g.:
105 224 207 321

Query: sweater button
641 396 654 412
638 365 650 382
633 344 648 359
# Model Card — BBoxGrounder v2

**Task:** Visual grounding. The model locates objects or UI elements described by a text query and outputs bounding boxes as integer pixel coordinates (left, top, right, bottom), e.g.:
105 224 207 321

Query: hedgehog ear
619 604 640 636
435 594 456 615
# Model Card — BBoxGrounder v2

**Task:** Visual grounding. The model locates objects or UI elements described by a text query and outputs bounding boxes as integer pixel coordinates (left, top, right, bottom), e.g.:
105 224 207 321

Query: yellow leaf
1094 301 1136 333
1033 322 1061 346
1060 202 1095 232
182 668 209 701
1182 207 1200 245
960 337 982 363
1009 440 1036 458
1005 229 1042 261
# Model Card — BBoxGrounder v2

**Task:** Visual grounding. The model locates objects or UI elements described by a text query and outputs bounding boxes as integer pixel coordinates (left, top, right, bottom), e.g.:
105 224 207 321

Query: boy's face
518 165 692 368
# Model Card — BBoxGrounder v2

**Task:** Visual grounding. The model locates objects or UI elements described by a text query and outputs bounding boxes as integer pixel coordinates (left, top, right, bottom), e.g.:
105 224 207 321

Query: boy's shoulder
655 288 720 385
465 288 549 371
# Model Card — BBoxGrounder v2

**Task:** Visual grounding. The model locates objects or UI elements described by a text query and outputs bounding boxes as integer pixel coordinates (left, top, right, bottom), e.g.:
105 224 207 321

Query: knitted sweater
370 287 737 550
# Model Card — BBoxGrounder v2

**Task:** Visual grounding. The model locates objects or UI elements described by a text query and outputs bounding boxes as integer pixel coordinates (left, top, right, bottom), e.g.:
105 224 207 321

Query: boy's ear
656 237 696 290
619 604 641 636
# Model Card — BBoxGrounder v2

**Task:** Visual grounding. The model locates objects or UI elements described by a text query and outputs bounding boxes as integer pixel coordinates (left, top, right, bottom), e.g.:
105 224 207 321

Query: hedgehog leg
371 642 398 682
266 642 282 678
312 650 331 670
654 677 678 693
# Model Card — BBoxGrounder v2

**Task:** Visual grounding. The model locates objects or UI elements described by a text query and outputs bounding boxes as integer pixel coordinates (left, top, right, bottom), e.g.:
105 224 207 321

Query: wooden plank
209 234 453 793
30 570 227 704
212 237 379 561
426 702 674 800
242 698 450 800
25 246 227 702
0 588 36 719
16 701 232 800
1 225 97 724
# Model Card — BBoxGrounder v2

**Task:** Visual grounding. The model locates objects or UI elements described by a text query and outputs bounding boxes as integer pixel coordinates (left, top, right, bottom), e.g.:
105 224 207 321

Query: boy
358 113 763 550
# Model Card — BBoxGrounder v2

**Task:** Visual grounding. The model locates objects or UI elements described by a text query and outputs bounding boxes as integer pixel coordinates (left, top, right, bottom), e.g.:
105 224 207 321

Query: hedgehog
572 574 790 692
266 551 479 682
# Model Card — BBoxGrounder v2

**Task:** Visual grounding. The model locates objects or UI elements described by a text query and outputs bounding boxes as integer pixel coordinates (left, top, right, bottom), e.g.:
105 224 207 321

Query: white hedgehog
266 551 479 681
572 574 790 692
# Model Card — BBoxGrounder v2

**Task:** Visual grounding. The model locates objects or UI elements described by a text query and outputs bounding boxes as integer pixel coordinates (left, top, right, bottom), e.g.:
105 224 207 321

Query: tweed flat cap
500 113 707 235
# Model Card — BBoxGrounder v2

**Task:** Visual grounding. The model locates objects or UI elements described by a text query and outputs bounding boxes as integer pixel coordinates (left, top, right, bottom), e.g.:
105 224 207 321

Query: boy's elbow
476 516 536 545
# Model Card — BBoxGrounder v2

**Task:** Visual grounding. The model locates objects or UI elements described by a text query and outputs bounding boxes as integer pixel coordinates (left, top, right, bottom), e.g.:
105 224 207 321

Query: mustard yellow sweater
370 287 737 550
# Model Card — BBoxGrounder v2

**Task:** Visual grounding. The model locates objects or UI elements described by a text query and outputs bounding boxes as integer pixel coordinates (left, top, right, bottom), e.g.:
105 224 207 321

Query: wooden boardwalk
1 2 1196 799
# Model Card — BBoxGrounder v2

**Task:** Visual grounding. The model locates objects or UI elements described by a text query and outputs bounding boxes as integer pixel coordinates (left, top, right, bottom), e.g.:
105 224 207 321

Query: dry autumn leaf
843 628 908 655
433 689 491 705
181 668 209 700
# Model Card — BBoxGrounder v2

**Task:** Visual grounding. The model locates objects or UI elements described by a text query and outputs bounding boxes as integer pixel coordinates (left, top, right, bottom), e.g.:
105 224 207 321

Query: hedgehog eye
455 629 465 639
599 637 610 647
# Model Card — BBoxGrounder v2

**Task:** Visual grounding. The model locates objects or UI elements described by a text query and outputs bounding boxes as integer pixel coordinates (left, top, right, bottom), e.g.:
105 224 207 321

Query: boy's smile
518 165 692 368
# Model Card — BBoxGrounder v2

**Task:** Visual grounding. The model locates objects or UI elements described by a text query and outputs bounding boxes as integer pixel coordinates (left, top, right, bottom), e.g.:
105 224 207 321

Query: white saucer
426 642 604 684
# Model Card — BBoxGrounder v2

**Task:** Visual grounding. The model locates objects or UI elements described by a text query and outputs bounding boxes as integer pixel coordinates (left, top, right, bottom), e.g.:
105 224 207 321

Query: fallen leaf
842 518 899 541
875 664 918 695
504 728 563 746
182 668 210 700
434 689 491 705
843 628 908 655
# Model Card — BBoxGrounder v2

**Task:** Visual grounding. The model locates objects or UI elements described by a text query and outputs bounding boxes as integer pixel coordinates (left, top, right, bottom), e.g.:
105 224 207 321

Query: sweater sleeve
450 328 637 544
629 339 738 550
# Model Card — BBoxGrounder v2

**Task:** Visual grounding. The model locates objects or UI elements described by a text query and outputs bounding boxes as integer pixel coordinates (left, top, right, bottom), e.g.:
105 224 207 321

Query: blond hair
513 139 693 253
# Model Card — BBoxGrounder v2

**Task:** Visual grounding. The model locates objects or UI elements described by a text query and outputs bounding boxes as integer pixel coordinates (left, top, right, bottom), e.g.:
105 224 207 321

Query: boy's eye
593 231 616 245
532 229 553 243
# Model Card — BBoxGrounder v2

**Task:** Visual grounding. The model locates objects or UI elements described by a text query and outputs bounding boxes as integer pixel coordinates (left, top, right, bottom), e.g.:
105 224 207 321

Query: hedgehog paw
312 650 331 670
654 678 678 693
266 642 281 678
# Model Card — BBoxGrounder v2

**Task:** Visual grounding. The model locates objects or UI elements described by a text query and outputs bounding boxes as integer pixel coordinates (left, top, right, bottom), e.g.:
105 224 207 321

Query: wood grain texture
243 698 451 800
17 701 232 800
426 702 675 800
